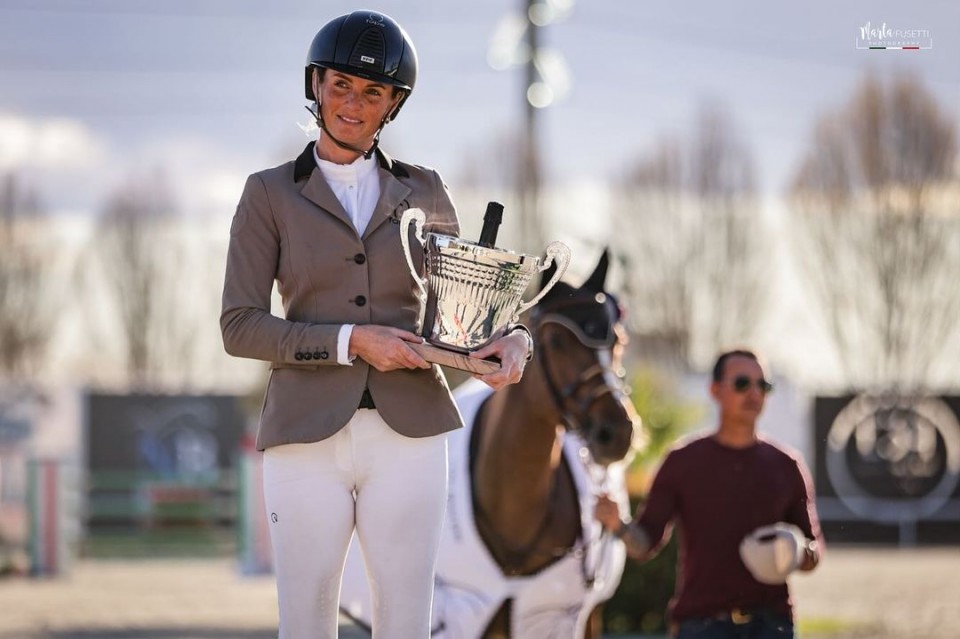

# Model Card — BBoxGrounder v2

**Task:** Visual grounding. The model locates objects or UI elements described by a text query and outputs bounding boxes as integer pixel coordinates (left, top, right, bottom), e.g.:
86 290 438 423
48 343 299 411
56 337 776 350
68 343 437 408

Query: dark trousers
675 609 794 639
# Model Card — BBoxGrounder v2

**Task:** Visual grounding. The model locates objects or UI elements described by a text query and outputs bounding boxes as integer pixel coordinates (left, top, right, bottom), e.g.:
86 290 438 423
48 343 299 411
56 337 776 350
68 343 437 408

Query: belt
714 608 756 625
728 609 753 625
358 388 376 410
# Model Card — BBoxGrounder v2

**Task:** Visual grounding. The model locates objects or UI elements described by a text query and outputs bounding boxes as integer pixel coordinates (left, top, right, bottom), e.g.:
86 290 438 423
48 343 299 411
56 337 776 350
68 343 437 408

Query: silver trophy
400 207 571 374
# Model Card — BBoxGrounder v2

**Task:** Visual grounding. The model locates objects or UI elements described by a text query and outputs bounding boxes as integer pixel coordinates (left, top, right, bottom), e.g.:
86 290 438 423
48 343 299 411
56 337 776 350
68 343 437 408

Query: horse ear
540 257 558 292
582 247 610 292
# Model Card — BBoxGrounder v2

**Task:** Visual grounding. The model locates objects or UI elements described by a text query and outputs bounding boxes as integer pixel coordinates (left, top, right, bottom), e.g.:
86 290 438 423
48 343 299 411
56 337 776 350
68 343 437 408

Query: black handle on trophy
477 201 504 249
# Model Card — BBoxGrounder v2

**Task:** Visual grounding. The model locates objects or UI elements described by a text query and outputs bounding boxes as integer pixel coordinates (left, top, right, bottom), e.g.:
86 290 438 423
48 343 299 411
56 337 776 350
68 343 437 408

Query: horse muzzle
585 418 636 466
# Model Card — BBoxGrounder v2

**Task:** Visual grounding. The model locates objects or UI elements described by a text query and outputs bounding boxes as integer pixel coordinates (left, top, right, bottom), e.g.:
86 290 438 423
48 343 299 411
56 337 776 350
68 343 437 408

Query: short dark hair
711 349 760 382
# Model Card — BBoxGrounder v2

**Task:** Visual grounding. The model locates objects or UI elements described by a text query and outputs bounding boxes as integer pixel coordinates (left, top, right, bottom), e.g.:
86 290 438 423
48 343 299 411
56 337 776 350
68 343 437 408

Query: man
595 349 823 638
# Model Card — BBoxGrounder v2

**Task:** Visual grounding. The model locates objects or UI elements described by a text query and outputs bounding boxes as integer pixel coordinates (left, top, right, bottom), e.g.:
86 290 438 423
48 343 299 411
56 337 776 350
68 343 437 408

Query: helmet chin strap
305 104 387 161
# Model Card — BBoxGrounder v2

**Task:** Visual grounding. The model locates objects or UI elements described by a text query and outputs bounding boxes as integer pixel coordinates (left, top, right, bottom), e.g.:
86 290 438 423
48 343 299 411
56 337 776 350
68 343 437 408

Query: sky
1 0 956 218
1 0 958 388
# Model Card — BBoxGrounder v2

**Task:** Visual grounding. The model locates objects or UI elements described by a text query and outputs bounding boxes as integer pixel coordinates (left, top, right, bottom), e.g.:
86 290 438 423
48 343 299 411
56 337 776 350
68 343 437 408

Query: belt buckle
730 609 752 625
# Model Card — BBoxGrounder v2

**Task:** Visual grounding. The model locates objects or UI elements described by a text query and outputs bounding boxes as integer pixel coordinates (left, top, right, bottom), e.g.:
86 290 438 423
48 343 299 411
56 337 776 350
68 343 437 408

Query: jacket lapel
292 142 412 237
294 142 354 230
300 169 354 231
364 167 412 240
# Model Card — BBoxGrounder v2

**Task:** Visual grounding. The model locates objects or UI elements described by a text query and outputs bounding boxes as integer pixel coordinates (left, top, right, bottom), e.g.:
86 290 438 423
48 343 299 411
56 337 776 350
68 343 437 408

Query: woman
220 11 532 639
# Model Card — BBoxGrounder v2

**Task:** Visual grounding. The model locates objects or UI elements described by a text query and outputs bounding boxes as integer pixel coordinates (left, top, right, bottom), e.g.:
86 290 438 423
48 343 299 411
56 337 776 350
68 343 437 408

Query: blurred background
0 0 958 637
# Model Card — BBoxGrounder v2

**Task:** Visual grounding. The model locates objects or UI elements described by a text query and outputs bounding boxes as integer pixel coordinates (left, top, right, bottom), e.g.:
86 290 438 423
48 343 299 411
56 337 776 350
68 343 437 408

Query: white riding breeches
262 408 449 639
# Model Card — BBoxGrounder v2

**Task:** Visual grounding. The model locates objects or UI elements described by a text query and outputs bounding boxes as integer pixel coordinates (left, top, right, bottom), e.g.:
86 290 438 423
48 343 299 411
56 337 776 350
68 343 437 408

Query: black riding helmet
304 10 418 122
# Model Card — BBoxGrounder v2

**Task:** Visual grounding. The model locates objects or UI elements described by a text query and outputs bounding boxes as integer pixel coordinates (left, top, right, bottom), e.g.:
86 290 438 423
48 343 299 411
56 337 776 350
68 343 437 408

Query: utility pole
489 0 572 253
520 0 543 254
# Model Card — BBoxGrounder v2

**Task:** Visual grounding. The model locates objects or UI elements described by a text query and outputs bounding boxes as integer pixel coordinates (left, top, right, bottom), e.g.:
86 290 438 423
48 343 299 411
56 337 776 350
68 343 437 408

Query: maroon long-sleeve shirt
635 434 823 623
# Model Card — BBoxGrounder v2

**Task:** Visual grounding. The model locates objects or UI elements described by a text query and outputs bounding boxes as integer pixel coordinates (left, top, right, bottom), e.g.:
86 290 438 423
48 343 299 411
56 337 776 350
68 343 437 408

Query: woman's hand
349 325 431 372
469 330 529 390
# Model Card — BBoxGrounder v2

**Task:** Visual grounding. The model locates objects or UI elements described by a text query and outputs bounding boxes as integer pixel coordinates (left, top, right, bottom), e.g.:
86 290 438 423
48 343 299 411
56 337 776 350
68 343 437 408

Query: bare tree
83 173 202 390
0 173 56 379
612 101 770 370
790 74 960 392
455 127 523 196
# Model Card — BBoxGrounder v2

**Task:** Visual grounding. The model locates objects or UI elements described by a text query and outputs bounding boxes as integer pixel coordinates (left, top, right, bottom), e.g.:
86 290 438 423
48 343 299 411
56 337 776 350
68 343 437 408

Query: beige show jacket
221 143 464 450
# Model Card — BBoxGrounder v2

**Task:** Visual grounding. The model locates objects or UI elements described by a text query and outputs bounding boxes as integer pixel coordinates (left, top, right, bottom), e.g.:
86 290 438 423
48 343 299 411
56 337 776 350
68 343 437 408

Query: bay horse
339 249 641 638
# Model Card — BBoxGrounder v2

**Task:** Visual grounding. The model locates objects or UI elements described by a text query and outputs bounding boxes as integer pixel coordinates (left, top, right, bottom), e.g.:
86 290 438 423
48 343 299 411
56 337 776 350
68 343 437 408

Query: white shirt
313 144 381 365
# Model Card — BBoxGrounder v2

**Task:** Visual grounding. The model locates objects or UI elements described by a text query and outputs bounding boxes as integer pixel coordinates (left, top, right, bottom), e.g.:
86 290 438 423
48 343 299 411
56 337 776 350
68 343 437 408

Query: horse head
527 248 641 466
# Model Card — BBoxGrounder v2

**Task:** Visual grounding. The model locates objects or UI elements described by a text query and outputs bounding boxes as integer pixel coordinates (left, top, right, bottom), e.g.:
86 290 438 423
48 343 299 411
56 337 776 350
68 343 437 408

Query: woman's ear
386 89 404 123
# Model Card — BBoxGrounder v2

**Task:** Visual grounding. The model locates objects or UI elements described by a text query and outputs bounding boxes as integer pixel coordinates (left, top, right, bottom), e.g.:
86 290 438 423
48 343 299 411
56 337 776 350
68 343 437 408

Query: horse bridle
530 307 631 587
531 311 629 438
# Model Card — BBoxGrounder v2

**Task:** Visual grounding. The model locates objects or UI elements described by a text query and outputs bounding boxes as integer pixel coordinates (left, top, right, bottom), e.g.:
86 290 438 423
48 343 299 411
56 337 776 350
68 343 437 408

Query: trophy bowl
401 208 571 373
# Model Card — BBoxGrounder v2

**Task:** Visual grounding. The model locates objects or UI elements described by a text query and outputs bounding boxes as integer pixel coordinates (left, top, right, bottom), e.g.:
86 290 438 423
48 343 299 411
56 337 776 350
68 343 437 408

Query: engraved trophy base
409 342 501 375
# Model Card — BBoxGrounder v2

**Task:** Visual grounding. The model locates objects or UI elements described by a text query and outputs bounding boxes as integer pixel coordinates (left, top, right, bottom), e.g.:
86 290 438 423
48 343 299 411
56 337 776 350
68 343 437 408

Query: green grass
798 616 874 637
82 526 236 559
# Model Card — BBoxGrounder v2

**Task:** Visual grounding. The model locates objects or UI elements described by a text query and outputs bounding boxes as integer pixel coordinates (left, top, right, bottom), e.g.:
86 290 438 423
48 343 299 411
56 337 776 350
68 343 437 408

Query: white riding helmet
738 522 805 585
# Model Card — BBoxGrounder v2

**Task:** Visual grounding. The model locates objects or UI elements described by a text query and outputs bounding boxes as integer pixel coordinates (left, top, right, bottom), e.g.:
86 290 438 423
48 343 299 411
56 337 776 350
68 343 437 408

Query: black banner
86 394 247 528
814 395 960 544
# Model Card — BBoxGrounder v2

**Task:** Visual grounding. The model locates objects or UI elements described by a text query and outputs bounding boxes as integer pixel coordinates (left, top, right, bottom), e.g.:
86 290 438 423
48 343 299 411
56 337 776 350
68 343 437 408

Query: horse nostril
595 425 613 445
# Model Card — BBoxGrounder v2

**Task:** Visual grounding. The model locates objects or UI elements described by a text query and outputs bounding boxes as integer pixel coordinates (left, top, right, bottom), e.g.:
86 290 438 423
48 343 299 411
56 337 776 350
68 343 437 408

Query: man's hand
349 325 431 372
595 493 650 559
799 538 820 572
594 494 624 532
468 330 529 390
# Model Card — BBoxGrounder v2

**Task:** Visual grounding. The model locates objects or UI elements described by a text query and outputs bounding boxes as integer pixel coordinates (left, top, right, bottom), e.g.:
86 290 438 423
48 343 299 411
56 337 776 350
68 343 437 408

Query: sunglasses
731 375 774 394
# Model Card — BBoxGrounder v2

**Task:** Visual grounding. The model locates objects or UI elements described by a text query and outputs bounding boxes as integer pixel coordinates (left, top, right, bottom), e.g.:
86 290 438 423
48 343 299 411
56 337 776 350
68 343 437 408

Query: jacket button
354 295 367 307
295 352 303 361
319 351 329 360
354 253 366 264
303 351 313 360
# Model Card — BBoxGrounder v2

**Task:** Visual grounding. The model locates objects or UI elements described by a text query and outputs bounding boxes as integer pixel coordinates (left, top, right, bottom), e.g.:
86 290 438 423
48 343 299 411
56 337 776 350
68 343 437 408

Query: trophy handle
400 208 428 299
514 241 571 319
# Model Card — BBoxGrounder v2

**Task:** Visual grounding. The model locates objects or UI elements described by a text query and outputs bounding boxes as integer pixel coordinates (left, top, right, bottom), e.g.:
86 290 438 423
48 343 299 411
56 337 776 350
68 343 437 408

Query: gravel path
0 546 956 638
790 546 960 639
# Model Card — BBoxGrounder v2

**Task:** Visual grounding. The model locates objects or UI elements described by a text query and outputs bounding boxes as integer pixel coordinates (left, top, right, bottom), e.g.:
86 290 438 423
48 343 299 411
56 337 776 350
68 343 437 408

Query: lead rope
579 460 615 590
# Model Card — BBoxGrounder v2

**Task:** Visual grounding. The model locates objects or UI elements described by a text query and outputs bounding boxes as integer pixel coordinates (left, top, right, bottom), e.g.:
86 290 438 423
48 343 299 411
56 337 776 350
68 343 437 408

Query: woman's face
316 70 401 159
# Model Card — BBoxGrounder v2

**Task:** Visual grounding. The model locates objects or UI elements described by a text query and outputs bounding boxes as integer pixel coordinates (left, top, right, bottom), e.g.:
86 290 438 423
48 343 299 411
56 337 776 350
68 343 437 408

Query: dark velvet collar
293 142 409 182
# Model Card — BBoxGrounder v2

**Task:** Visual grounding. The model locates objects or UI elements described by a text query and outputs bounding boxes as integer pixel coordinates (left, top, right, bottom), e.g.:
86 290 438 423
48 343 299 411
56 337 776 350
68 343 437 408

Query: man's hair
711 349 760 382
